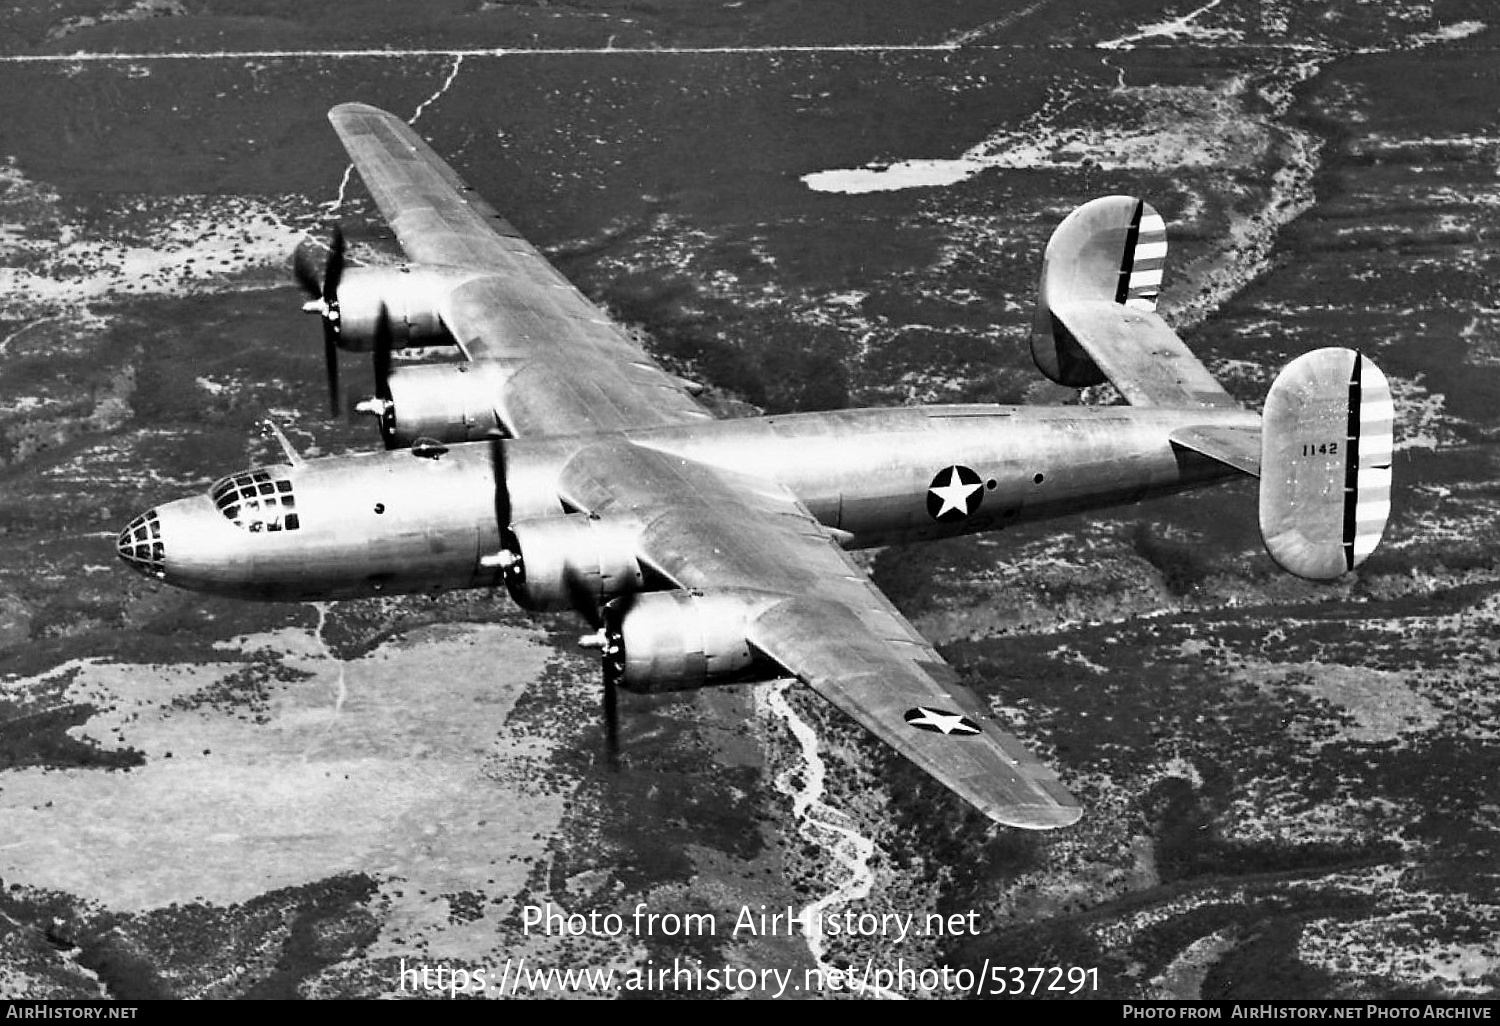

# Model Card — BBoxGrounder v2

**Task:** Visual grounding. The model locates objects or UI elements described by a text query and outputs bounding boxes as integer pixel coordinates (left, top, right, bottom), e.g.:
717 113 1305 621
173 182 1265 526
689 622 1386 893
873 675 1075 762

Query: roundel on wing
904 706 982 736
926 465 984 523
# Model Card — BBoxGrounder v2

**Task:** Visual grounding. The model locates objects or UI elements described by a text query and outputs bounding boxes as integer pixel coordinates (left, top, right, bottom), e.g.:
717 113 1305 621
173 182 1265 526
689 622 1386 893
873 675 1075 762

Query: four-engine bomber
117 104 1394 828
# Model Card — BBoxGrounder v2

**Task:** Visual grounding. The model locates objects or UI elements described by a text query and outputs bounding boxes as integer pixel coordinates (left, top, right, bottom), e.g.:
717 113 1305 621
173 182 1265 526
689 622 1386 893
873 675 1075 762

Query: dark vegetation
0 0 1496 1001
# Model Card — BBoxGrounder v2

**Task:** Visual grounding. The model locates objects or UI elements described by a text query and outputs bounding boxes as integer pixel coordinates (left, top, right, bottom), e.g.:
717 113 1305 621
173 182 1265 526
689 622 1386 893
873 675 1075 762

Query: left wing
559 439 1082 829
330 103 713 436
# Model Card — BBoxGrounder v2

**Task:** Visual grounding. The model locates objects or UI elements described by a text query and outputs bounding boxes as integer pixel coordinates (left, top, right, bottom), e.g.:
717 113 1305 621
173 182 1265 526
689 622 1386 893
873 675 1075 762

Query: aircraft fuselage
117 402 1259 603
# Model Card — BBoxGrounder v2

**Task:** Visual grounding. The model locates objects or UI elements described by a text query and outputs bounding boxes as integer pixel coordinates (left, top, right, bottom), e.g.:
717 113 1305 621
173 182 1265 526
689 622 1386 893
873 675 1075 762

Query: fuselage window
211 469 301 532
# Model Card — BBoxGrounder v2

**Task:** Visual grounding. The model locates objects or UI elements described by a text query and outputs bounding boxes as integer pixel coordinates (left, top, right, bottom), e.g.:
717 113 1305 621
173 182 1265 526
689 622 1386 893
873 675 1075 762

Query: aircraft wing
328 102 713 436
560 440 1083 830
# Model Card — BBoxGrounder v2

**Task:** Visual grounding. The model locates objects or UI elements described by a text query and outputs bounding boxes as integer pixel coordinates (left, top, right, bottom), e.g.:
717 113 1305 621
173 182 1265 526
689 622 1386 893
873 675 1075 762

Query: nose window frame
118 509 165 574
210 470 300 532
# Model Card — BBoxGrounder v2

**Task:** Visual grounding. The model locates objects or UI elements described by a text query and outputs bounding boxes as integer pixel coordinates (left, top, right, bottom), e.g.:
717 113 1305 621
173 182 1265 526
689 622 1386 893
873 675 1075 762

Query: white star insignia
905 706 981 736
928 467 982 519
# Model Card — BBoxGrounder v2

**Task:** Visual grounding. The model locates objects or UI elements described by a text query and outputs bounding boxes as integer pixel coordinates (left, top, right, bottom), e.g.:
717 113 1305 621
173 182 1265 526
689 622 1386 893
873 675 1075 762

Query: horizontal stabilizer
1032 196 1239 410
1056 300 1241 409
1259 348 1393 580
1169 425 1261 477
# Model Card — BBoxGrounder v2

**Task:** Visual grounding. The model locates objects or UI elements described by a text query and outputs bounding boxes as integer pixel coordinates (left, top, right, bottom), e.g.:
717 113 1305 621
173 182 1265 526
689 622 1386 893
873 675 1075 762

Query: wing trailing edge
746 598 1082 830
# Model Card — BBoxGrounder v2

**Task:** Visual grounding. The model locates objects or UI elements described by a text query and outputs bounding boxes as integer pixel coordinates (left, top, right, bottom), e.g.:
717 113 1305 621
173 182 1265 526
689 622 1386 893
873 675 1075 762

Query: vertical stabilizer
1031 195 1144 387
1259 348 1393 579
1030 196 1237 409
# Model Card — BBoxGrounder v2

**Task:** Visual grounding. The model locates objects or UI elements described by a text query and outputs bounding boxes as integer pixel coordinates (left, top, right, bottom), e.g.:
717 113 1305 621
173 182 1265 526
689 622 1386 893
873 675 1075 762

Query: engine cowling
334 265 474 352
373 362 512 448
500 514 645 613
600 590 781 694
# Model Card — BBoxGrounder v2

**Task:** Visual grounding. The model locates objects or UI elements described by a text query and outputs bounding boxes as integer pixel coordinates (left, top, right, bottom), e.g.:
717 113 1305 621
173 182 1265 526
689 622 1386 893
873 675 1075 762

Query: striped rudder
1117 200 1166 311
1030 196 1237 408
1259 348 1394 580
1033 195 1171 388
1345 355 1395 567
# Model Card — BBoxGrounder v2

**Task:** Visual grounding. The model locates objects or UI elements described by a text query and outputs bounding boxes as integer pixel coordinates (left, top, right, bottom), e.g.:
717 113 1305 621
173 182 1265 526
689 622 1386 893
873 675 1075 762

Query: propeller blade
367 303 397 445
604 671 620 767
323 331 341 417
292 241 322 299
295 227 348 418
323 226 346 306
372 302 393 402
599 598 629 769
491 434 511 542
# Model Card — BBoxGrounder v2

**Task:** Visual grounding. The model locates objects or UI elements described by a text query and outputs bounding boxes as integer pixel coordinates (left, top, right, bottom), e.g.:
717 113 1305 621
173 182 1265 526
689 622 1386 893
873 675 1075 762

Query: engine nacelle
376 362 512 448
500 513 645 613
335 265 475 352
600 590 781 694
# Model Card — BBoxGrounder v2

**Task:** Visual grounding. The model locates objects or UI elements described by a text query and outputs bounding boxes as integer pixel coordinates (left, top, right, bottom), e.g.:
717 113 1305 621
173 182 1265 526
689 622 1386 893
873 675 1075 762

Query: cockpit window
210 470 300 532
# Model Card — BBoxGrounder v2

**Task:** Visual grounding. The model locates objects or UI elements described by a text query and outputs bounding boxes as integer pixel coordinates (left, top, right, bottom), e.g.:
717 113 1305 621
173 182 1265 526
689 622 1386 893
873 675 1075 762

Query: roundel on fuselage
926 465 984 523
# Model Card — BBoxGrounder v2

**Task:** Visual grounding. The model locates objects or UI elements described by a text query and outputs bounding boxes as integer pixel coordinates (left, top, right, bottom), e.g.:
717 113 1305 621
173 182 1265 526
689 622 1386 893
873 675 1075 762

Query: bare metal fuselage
120 403 1258 603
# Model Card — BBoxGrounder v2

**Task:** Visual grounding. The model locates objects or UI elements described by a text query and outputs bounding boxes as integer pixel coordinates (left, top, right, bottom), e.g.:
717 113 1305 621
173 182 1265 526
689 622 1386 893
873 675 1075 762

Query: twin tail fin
1030 195 1238 410
1034 196 1394 579
1259 348 1393 580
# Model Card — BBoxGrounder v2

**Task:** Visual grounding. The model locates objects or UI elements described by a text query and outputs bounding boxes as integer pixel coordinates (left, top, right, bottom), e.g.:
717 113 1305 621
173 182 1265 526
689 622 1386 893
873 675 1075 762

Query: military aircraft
116 103 1394 829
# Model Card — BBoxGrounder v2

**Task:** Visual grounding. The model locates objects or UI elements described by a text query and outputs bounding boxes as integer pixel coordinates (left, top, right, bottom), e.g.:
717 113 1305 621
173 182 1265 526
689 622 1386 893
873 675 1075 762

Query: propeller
294 227 346 416
603 667 619 765
565 571 618 763
353 302 397 443
484 408 622 763
597 598 633 768
491 434 511 547
372 298 393 409
581 619 622 767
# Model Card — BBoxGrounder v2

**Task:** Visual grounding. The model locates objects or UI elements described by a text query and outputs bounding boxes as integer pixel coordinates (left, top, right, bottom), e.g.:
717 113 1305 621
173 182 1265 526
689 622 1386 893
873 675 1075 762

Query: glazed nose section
116 508 166 578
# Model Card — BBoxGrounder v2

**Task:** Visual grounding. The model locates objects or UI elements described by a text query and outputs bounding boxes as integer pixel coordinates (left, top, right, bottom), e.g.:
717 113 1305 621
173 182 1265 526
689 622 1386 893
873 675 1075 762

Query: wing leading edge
559 440 1082 830
328 103 712 436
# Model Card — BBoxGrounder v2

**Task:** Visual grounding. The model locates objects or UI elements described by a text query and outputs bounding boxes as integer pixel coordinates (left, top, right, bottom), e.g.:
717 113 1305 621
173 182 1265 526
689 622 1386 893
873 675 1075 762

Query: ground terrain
0 0 1496 1001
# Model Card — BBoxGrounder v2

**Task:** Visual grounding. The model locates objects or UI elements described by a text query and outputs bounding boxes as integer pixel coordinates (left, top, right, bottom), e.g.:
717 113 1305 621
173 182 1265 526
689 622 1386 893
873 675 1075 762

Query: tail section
1259 348 1393 580
1034 199 1394 578
1031 196 1238 410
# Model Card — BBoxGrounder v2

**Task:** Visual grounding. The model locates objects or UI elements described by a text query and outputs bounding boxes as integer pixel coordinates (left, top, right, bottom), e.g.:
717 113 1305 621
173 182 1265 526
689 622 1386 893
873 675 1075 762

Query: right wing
329 103 714 437
744 599 1081 829
559 439 1082 829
